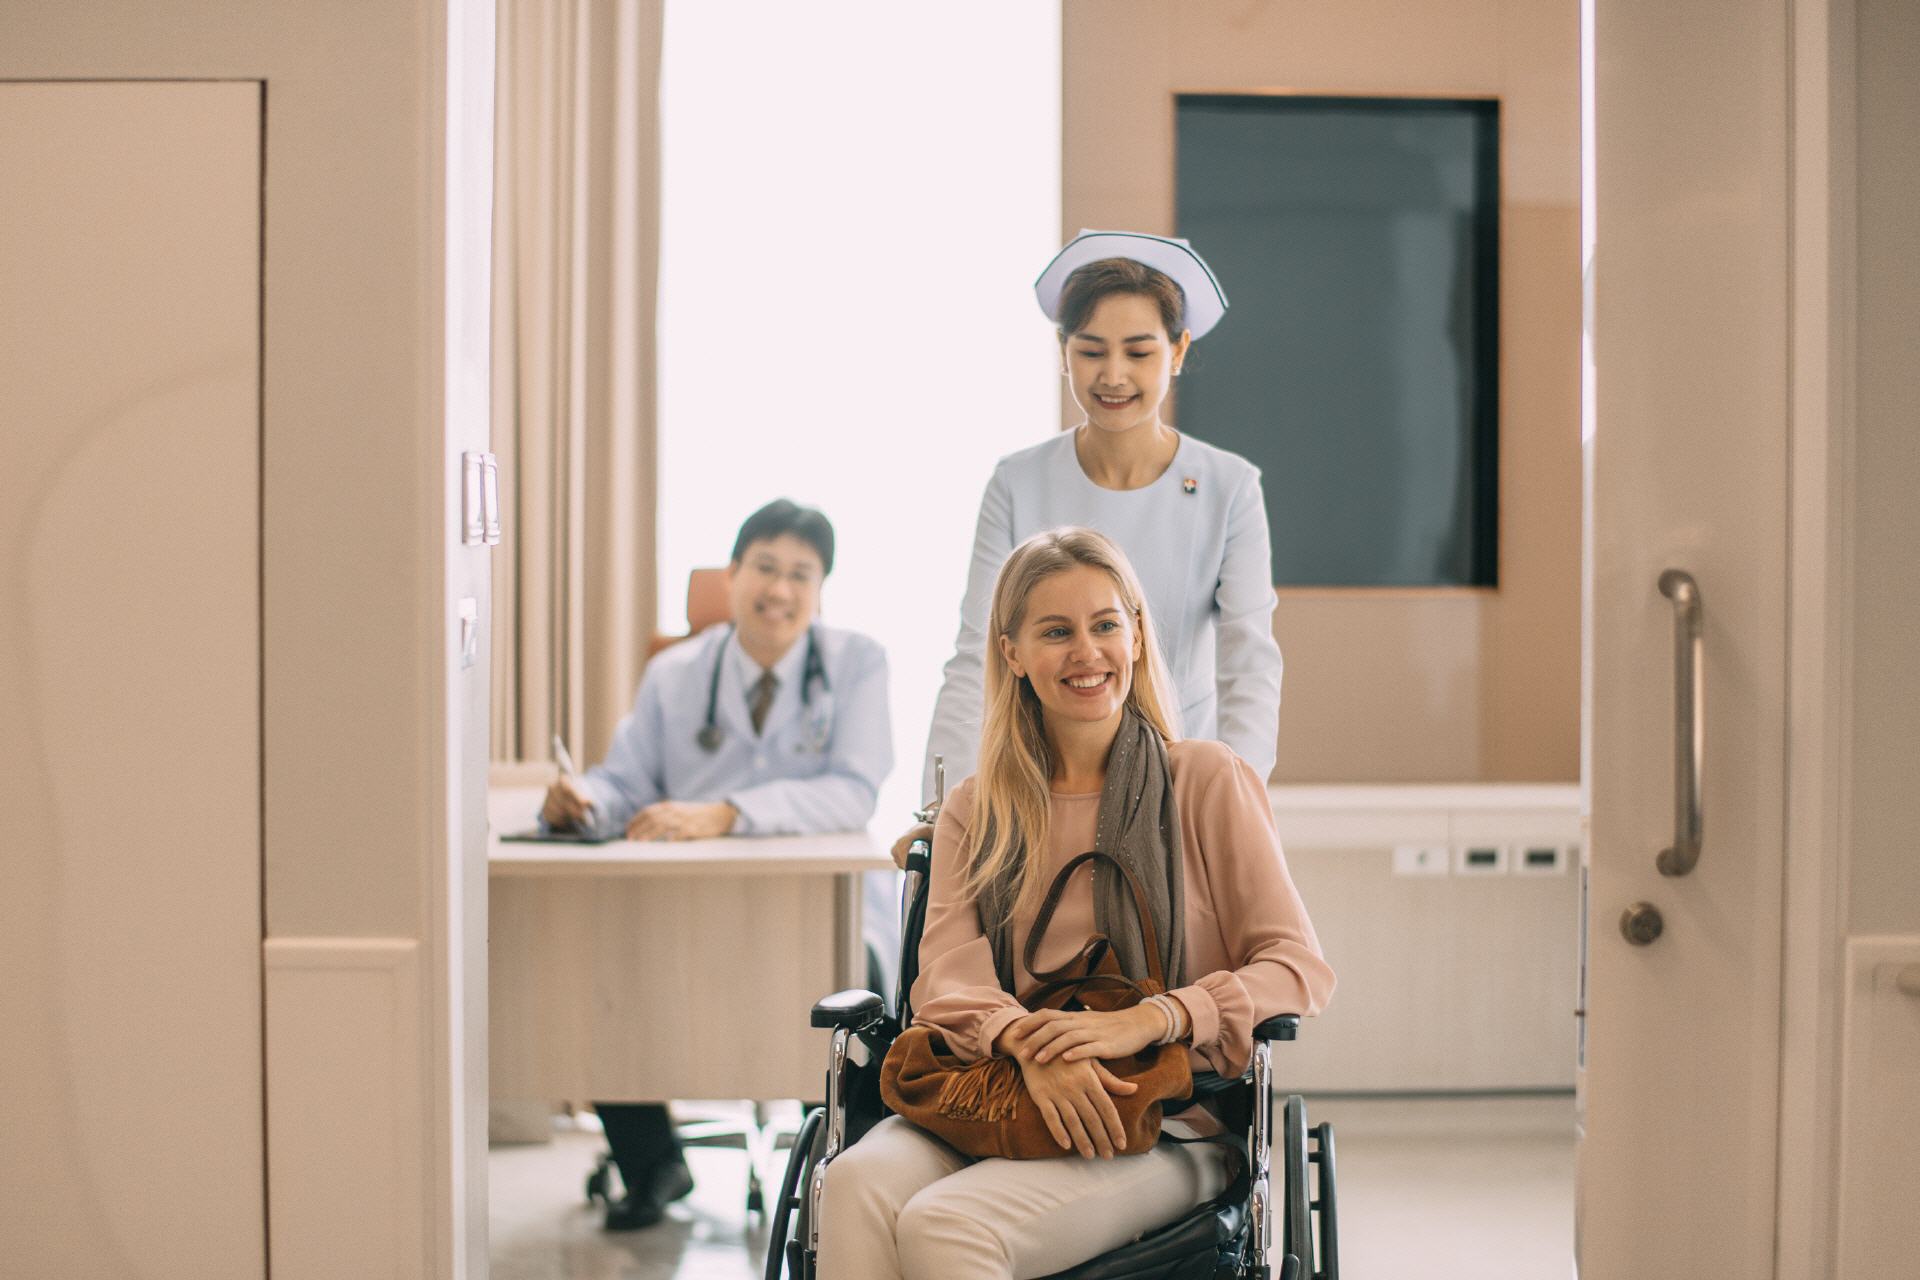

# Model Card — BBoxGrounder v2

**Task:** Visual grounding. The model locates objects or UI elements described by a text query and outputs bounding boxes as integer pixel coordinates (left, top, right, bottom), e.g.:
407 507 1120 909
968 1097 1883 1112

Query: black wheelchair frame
765 823 1339 1280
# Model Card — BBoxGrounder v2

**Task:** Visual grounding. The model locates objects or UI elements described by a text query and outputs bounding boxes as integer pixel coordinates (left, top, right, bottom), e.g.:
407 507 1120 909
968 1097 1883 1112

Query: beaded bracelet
1145 993 1184 1045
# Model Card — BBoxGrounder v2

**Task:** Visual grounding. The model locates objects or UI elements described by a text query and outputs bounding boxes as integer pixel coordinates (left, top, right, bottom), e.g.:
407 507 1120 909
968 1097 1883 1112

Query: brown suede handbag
879 850 1192 1160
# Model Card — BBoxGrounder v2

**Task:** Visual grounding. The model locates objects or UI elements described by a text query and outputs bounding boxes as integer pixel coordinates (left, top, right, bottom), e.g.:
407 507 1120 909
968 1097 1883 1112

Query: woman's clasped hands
990 1004 1166 1159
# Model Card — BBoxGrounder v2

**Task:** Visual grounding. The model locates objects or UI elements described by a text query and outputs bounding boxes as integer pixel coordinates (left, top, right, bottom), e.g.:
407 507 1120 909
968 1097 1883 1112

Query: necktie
749 671 779 735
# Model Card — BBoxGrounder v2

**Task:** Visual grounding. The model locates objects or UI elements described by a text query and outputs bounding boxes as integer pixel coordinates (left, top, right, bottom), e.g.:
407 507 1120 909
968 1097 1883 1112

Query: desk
488 788 892 1103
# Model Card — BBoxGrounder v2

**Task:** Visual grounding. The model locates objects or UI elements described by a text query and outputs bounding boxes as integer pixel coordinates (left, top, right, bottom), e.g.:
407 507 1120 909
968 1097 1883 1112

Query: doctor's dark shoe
652 1158 696 1206
599 1160 695 1231
601 1192 665 1232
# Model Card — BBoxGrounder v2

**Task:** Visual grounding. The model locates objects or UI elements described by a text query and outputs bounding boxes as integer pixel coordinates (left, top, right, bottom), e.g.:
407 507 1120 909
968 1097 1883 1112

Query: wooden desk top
487 787 894 878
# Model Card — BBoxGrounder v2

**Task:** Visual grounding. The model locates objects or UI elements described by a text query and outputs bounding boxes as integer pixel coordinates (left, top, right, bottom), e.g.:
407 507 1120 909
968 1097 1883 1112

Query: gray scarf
979 707 1185 994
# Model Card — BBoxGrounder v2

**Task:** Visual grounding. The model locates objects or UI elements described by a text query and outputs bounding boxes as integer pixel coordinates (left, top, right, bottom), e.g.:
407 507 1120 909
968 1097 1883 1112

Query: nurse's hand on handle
889 822 935 870
541 777 595 831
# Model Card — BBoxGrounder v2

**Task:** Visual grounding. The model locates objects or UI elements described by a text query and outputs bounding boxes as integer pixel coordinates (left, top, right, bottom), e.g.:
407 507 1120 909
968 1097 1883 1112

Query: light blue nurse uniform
923 429 1283 796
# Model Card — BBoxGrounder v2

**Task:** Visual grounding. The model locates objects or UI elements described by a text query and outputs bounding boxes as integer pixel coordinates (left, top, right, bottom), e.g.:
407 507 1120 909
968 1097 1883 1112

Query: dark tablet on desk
499 827 621 845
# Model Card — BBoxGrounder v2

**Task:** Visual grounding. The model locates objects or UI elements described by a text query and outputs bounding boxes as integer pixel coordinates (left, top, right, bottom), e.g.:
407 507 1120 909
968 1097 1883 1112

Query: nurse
543 497 894 1230
921 230 1284 797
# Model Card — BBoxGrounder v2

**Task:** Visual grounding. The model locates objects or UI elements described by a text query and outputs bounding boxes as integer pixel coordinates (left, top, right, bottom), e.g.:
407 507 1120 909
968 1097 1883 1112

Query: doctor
920 230 1284 801
543 497 894 1231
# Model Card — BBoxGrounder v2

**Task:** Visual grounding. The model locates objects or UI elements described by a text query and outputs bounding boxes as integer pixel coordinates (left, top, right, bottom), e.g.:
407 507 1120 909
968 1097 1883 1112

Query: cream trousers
815 1115 1232 1280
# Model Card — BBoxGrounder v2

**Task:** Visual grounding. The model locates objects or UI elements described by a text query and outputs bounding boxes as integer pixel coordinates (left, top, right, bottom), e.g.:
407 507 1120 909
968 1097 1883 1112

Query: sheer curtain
490 0 664 763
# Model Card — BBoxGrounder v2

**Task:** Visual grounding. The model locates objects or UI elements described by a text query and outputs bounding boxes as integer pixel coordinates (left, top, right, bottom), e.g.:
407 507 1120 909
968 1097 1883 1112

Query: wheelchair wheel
1310 1122 1338 1280
1281 1096 1312 1275
764 1106 825 1280
1277 1097 1341 1280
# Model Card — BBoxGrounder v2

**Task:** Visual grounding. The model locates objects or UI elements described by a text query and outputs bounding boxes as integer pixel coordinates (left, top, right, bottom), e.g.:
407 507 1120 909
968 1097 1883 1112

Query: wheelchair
765 778 1339 1280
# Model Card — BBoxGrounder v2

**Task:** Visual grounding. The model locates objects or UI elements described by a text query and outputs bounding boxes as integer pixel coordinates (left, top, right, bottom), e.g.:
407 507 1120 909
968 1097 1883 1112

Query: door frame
1775 0 1856 1272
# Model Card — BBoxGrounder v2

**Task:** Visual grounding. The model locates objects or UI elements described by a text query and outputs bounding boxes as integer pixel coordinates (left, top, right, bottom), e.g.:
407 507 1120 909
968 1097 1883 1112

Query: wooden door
0 80 265 1275
1580 0 1797 1272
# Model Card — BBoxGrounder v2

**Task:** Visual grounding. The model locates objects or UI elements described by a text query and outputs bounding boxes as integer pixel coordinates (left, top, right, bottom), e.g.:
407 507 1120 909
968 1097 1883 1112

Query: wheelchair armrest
811 989 887 1030
1255 1014 1300 1042
1186 1070 1242 1101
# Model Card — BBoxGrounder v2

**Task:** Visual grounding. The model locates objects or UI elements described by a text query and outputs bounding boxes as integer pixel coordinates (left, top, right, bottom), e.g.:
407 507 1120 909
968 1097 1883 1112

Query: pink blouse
911 739 1335 1081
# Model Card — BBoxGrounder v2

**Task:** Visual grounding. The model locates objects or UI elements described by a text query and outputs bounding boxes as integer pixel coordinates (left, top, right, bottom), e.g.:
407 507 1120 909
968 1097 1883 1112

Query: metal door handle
1656 570 1703 875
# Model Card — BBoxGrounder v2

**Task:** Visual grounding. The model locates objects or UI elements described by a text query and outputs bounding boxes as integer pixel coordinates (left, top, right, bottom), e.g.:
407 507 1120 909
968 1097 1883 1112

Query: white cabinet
1269 785 1581 1092
1838 938 1920 1278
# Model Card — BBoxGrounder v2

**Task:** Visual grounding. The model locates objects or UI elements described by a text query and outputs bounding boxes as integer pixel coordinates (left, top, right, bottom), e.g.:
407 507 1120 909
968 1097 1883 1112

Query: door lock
1620 902 1664 946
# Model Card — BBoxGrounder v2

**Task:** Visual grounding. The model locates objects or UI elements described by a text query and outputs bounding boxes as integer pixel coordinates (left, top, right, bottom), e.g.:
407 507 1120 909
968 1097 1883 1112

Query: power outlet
1454 843 1509 875
1391 844 1450 876
1512 843 1569 876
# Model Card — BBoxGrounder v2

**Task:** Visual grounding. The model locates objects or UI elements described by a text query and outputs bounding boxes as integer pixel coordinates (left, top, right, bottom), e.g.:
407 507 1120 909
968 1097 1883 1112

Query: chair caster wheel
747 1184 764 1215
585 1156 613 1207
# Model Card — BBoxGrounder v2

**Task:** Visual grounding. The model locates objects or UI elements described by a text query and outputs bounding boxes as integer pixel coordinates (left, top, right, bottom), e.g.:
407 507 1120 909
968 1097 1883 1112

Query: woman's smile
1062 671 1113 696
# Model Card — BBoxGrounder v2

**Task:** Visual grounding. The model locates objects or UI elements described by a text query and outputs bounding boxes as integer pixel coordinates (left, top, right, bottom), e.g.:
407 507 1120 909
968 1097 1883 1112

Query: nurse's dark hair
1055 257 1187 341
730 498 835 576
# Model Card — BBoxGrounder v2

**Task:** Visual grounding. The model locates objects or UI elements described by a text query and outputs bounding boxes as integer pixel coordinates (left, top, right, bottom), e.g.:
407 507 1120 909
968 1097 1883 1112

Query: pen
552 734 595 818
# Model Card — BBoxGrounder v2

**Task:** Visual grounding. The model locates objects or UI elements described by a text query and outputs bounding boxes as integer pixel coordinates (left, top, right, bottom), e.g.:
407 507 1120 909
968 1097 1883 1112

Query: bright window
658 2 1062 823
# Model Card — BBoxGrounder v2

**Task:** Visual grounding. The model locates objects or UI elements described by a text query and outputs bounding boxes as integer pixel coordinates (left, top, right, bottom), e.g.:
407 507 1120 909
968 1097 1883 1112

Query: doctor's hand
626 800 738 842
889 823 934 870
541 777 595 831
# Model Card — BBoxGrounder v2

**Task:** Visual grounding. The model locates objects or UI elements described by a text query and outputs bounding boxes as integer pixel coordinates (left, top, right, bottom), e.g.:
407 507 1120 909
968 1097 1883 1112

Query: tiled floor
490 1095 1575 1280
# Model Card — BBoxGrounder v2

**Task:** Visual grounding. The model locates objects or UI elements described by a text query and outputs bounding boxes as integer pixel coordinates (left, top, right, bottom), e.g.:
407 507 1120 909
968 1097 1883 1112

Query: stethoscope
696 624 830 752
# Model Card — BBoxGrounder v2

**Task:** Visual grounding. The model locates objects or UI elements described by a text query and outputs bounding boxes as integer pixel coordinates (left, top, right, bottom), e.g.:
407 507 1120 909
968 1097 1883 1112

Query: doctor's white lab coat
574 621 900 983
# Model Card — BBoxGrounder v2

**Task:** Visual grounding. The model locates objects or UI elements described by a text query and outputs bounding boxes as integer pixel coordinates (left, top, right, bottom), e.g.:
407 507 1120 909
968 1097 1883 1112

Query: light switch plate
461 453 485 546
458 597 479 669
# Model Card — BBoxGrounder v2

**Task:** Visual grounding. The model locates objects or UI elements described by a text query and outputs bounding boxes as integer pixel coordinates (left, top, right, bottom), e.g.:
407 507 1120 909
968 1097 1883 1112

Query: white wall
657 0 1062 823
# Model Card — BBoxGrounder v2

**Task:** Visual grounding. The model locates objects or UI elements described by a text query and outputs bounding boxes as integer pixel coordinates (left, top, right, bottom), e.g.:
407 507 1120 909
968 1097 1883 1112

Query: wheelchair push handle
912 755 946 825
905 842 931 875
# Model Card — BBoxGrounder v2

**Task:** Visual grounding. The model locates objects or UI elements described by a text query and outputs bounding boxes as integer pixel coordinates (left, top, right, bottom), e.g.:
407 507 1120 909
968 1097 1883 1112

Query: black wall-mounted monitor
1175 94 1500 588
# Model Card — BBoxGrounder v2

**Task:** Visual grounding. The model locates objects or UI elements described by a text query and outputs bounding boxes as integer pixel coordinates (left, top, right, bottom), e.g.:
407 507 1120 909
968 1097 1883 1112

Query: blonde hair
961 527 1180 911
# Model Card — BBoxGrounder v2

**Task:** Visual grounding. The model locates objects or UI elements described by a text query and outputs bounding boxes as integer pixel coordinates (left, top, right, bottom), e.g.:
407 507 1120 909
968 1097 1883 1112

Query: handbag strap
1021 849 1167 992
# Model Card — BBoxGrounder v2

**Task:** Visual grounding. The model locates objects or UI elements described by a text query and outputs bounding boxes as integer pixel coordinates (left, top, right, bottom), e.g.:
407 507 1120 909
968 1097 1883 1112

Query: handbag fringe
934 1055 1024 1123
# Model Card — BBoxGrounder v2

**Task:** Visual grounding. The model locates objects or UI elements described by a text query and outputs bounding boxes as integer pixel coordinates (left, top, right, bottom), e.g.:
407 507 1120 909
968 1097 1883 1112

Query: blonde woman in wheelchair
818 527 1333 1278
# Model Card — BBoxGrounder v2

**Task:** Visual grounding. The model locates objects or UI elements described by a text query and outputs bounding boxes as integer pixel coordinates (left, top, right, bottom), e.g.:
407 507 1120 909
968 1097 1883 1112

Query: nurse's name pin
1182 476 1198 495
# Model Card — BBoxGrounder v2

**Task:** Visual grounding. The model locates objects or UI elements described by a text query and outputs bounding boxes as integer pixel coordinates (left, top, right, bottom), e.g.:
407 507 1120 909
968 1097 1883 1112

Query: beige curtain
491 0 664 763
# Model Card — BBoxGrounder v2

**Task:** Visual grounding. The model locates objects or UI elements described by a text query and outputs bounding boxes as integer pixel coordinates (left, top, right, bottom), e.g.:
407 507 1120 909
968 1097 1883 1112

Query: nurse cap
1033 229 1229 339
